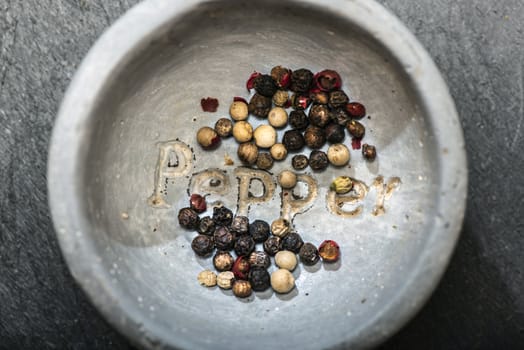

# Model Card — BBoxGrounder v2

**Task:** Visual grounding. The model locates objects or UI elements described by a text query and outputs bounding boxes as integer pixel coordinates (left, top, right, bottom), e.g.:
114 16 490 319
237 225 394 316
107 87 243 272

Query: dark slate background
0 0 523 348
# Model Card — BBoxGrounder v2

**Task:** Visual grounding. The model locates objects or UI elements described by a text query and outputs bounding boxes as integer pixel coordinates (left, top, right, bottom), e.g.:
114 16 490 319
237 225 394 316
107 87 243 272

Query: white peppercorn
327 143 350 166
268 107 288 128
229 101 249 121
232 121 253 143
278 170 297 189
217 271 235 289
197 270 217 287
237 142 258 165
270 143 287 161
275 250 298 271
253 124 277 148
270 269 295 294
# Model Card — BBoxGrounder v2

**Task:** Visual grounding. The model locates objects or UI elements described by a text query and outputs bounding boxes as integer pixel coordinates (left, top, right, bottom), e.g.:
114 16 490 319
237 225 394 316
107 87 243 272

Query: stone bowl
48 0 467 348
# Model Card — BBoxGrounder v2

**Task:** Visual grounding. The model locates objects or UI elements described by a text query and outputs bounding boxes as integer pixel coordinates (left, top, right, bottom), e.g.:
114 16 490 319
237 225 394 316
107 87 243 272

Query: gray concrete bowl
48 0 467 349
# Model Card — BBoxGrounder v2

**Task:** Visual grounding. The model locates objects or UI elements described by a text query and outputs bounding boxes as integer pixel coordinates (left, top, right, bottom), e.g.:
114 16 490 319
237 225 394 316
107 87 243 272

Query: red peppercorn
314 69 342 91
318 240 340 262
189 194 206 213
246 71 261 92
200 97 219 112
232 256 250 280
346 102 366 119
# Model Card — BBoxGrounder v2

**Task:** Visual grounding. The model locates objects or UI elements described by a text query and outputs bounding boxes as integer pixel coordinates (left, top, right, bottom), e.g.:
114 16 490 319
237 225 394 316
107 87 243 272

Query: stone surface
0 0 523 348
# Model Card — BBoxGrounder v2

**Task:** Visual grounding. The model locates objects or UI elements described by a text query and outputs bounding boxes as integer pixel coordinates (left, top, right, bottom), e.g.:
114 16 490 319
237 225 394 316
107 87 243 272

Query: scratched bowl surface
48 0 467 349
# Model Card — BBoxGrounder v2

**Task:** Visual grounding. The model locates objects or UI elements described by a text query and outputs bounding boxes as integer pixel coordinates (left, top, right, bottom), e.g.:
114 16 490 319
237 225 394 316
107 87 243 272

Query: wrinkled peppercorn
249 251 270 269
212 206 233 226
304 126 326 149
290 68 314 92
254 74 278 97
270 65 292 89
249 220 270 243
248 93 272 118
191 235 214 257
328 90 349 109
330 108 350 126
256 152 274 170
310 90 329 105
213 226 236 251
234 235 256 257
309 150 329 171
272 90 289 107
232 280 252 298
299 242 320 265
325 123 346 143
248 267 271 292
231 216 249 235
178 207 200 230
291 154 309 170
283 129 305 151
346 102 366 119
309 104 331 128
213 251 234 271
232 256 250 280
214 118 233 138
288 110 309 130
347 120 365 139
197 216 215 235
318 240 340 262
362 144 377 161
263 236 282 256
281 232 304 253
271 218 291 238
291 93 311 110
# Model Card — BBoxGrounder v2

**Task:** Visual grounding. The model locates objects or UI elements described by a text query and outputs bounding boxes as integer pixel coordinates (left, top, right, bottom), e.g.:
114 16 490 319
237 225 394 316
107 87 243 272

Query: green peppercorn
256 152 274 170
309 150 329 171
304 126 326 149
288 110 309 130
291 154 309 170
309 104 330 127
362 143 377 161
290 68 314 92
330 176 354 194
263 236 282 256
347 120 365 139
230 215 249 235
254 74 278 97
283 129 305 152
197 216 215 235
177 207 200 230
234 235 256 256
249 220 270 243
281 232 304 253
328 90 349 109
325 123 346 144
248 93 272 118
213 251 234 271
191 234 214 257
212 206 233 226
248 267 271 292
213 226 235 251
299 242 320 265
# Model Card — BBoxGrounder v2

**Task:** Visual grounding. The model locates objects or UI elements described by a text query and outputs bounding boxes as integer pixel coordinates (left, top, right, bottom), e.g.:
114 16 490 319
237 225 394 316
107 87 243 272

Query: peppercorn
282 129 305 151
327 143 350 167
362 143 377 161
270 65 292 89
291 93 311 110
318 240 340 262
197 216 215 235
196 126 221 149
189 193 206 213
271 218 290 238
237 142 258 166
314 69 342 91
275 250 298 271
330 108 350 126
288 110 309 130
254 74 278 97
330 176 353 194
213 226 235 250
177 207 200 229
213 251 234 271
248 267 271 292
268 107 288 128
212 206 233 226
253 124 277 148
271 269 295 294
328 90 349 109
217 271 235 289
234 235 256 257
309 150 329 171
232 120 253 143
310 90 329 105
281 232 304 253
248 93 272 118
291 154 309 170
191 234 214 257
304 126 326 149
270 143 287 161
346 101 366 119
256 152 274 170
232 280 252 298
214 118 233 138
347 120 365 139
232 256 250 280
325 123 346 144
263 236 282 256
308 104 330 128
249 219 270 243
290 68 314 92
278 170 297 189
248 251 270 269
230 215 249 235
197 270 217 287
299 243 320 265
229 101 249 121
272 90 289 107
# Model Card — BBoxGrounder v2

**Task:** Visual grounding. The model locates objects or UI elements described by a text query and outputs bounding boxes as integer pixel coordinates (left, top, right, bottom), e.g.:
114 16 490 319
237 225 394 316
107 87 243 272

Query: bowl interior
74 1 447 349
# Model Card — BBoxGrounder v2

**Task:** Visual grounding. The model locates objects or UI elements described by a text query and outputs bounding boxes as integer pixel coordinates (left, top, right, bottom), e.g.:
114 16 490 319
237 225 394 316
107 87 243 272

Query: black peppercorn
292 154 309 170
256 152 274 170
191 234 214 257
248 93 272 118
362 143 377 161
283 129 305 152
290 68 314 92
281 232 304 253
309 104 331 128
213 251 234 271
249 219 270 243
231 216 249 235
212 206 233 227
347 120 365 139
197 216 215 235
254 74 278 97
291 93 311 110
213 226 236 250
288 110 309 130
309 150 329 171
328 90 349 109
177 207 200 230
304 126 326 149
299 242 320 265
249 251 270 269
310 90 329 105
248 267 271 292
263 236 282 256
325 123 346 144
214 118 233 138
330 108 350 126
234 235 256 256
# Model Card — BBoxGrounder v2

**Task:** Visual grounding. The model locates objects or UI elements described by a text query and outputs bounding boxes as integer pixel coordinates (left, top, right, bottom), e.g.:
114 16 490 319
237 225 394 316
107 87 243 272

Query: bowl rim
48 0 467 348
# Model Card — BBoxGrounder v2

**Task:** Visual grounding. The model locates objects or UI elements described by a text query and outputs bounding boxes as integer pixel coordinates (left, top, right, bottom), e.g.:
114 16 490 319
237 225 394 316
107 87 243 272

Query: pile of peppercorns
196 66 377 170
178 194 340 298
